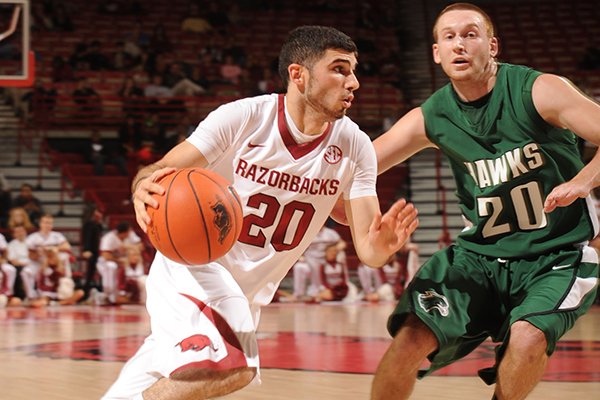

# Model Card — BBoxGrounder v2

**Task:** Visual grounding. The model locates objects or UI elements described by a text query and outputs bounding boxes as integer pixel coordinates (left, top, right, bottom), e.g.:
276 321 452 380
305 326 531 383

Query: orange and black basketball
147 168 243 265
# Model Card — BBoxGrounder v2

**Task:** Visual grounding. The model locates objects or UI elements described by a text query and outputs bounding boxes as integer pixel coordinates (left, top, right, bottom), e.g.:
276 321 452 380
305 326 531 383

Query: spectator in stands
82 40 112 71
69 41 91 70
51 55 75 82
181 3 212 34
84 130 128 176
134 140 160 166
162 61 206 96
81 204 105 299
219 54 243 85
30 247 84 307
96 221 143 305
121 22 149 70
112 41 130 71
0 173 11 229
315 244 350 302
141 113 167 153
256 66 280 95
13 183 44 227
148 22 172 55
118 114 143 152
205 3 230 35
72 77 102 119
118 75 145 116
7 224 30 300
579 46 600 70
144 74 172 98
7 206 35 234
19 80 58 120
51 2 74 32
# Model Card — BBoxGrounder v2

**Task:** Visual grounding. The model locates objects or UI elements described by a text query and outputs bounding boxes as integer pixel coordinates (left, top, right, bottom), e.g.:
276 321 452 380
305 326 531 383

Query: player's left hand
369 199 419 258
544 178 593 213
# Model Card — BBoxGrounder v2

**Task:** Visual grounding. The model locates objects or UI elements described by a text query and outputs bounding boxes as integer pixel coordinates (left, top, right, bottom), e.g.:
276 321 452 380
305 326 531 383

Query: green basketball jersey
421 63 598 258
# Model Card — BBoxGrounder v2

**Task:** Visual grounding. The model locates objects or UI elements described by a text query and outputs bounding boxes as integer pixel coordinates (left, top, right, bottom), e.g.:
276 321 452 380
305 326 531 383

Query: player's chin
332 108 347 119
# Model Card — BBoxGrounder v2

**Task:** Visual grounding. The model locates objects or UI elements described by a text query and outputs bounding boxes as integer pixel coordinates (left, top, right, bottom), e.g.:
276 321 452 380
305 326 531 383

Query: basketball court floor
0 302 599 399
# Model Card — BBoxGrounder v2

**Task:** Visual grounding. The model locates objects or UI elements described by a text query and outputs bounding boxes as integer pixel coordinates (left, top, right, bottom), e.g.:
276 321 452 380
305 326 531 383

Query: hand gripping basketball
146 168 243 265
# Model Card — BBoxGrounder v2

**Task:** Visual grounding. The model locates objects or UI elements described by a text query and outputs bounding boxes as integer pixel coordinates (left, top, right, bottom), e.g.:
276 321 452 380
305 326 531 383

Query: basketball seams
148 167 241 265
166 170 194 265
188 170 212 262
226 186 243 240
196 170 242 249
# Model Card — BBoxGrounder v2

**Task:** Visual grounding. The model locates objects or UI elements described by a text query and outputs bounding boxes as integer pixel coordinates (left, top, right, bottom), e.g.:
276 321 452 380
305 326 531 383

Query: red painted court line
12 331 600 382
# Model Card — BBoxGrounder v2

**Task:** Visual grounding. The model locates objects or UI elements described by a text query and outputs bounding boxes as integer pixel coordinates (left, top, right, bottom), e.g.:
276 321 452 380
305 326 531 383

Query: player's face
304 49 359 120
432 10 498 82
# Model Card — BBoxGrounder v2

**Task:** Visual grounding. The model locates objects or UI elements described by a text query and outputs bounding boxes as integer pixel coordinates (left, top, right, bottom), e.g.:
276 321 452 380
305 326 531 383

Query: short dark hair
278 25 357 88
116 221 131 233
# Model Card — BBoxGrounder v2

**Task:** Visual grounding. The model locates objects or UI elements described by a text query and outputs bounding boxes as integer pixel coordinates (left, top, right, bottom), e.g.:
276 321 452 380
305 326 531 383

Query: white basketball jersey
185 94 376 306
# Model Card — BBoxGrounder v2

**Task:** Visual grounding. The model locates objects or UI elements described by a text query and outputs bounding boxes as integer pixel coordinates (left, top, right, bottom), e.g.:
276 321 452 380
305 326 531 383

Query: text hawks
464 143 544 189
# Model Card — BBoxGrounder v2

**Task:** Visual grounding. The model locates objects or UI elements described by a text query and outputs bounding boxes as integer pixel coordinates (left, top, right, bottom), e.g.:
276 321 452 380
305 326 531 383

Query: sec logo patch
324 145 342 164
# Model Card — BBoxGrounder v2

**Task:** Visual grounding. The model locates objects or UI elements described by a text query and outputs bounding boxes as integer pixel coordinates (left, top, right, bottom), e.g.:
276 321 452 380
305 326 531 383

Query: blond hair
432 2 495 42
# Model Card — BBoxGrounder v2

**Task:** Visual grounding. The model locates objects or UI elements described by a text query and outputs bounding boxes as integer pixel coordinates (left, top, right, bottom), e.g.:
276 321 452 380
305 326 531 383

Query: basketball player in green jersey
370 3 600 399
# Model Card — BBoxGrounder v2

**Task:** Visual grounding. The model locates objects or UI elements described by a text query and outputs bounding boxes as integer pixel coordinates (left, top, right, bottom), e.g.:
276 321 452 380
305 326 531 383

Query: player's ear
288 63 305 88
489 37 499 58
432 44 441 64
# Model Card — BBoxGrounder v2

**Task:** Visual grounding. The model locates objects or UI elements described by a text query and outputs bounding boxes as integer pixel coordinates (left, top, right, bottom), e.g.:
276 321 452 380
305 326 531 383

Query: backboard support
0 0 33 87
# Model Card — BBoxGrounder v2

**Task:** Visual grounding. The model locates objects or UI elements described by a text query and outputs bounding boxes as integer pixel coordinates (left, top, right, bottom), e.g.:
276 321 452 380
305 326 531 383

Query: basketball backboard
0 0 33 87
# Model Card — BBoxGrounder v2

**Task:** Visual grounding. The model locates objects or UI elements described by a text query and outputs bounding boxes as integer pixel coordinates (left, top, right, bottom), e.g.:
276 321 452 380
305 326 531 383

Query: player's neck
285 94 330 136
451 60 498 102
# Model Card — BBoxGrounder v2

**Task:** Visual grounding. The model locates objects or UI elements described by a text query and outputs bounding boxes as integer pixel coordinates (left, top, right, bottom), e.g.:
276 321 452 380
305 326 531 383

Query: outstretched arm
532 74 600 212
346 196 419 267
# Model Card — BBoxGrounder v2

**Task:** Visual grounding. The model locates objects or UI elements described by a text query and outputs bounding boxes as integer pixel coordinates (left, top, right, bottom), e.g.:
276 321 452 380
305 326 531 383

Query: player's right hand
132 167 176 232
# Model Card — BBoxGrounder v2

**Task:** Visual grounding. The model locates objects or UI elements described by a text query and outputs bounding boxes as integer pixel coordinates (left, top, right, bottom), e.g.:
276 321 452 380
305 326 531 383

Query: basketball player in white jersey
104 26 419 400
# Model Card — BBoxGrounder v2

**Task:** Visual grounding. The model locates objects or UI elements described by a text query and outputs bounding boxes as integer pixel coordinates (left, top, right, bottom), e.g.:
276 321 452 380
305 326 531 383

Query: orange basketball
146 168 243 265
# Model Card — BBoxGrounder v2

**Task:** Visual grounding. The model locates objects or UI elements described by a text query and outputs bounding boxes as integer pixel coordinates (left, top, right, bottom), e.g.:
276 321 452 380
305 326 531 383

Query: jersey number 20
238 193 315 251
477 181 547 238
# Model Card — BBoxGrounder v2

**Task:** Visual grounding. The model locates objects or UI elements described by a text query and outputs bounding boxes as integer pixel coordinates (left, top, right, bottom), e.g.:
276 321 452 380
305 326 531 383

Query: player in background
315 243 350 302
96 221 143 305
370 3 600 399
105 25 418 400
0 232 20 307
292 220 346 300
22 214 73 302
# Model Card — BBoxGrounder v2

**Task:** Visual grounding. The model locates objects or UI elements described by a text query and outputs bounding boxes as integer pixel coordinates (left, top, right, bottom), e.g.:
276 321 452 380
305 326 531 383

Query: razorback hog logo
176 334 217 352
417 290 450 317
211 201 232 244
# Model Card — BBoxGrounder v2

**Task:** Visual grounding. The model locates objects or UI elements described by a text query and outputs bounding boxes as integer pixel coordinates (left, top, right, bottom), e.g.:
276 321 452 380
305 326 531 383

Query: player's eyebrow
330 58 358 70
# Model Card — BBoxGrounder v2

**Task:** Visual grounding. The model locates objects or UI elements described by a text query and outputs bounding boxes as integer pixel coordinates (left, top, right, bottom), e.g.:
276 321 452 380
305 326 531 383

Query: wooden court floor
0 302 598 399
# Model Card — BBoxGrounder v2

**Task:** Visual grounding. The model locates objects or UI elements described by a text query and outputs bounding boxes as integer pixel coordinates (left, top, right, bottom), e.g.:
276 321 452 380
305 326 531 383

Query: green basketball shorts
387 244 599 382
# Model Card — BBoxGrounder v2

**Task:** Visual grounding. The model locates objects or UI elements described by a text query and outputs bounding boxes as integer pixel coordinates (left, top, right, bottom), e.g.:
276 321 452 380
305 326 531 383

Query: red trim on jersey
277 93 331 160
169 293 248 376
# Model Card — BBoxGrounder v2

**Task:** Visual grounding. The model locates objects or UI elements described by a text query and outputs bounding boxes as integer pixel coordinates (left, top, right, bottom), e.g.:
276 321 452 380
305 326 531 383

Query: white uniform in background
104 94 376 398
293 225 343 297
23 230 71 299
0 234 16 297
97 229 142 303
